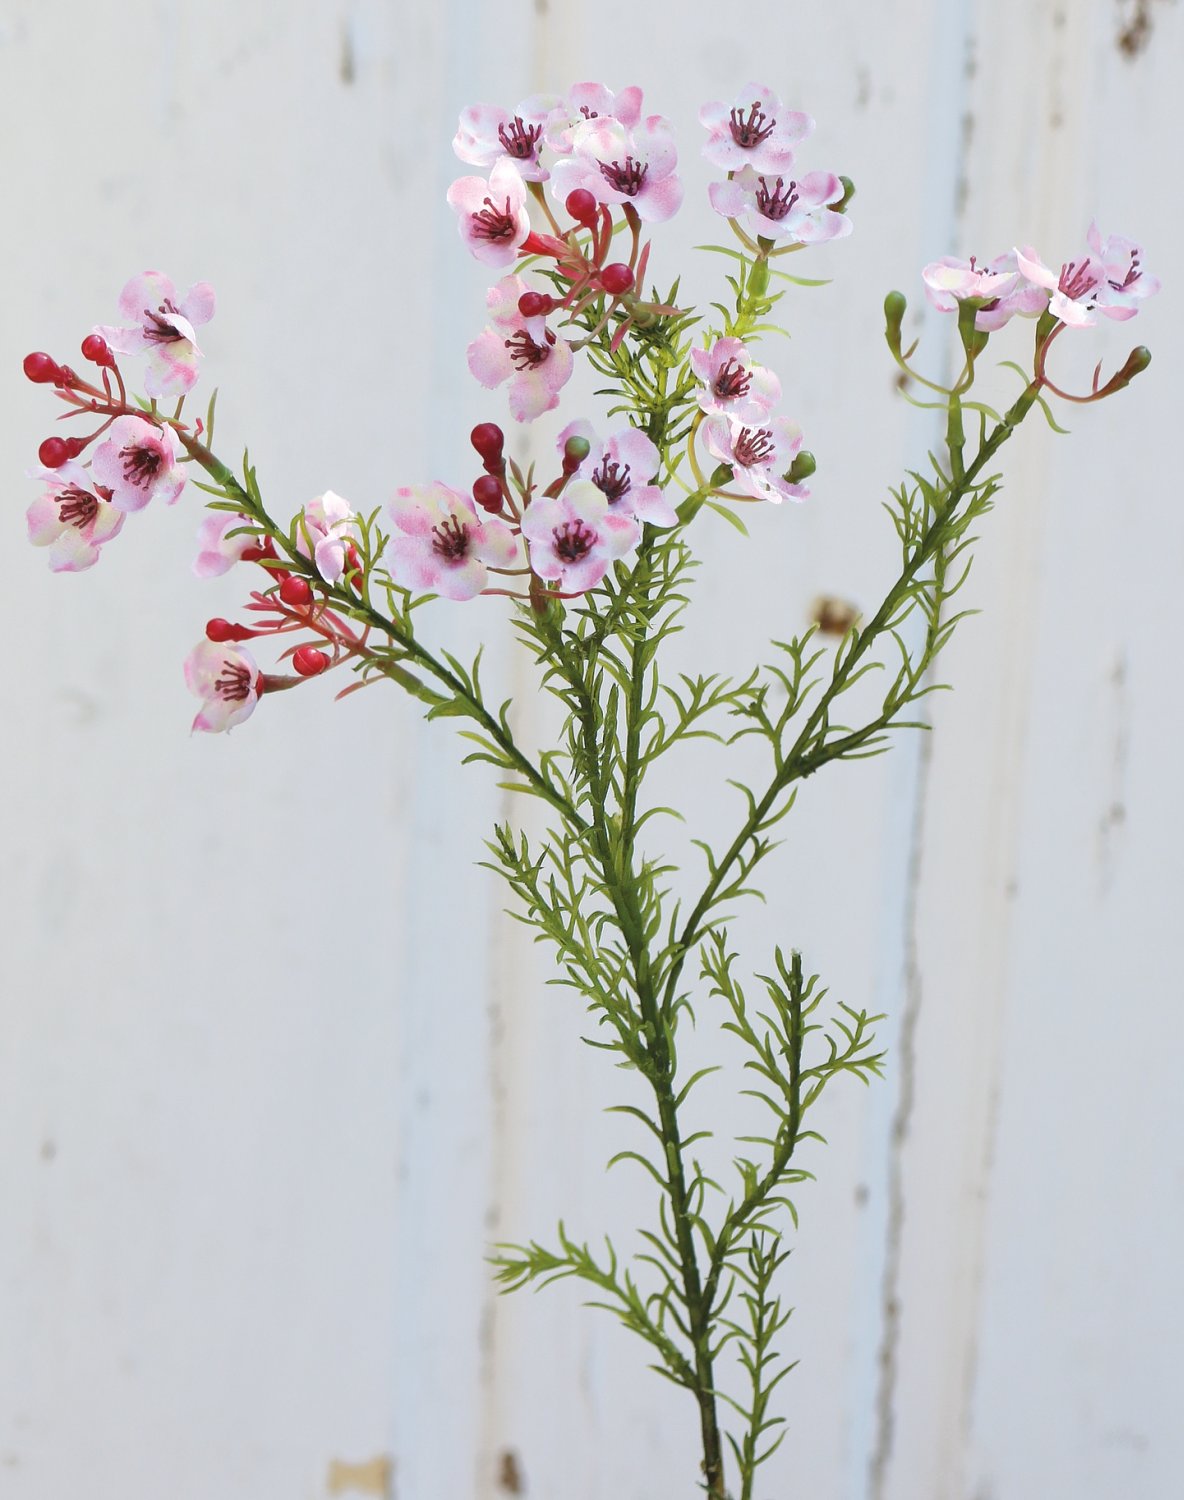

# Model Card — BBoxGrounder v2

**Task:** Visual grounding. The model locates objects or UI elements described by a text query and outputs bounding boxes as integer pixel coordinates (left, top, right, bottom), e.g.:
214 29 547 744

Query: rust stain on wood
327 1454 394 1498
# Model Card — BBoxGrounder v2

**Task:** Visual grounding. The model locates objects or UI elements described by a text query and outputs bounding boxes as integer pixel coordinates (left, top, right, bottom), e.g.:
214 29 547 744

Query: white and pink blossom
26 461 124 572
184 640 262 734
690 336 781 422
709 165 850 246
294 491 358 584
446 158 534 268
702 414 808 505
95 270 215 398
1013 246 1110 328
521 481 640 594
387 483 518 601
550 115 683 224
1086 222 1160 321
556 420 677 526
453 95 560 181
194 512 258 578
544 83 644 155
90 416 185 512
699 83 811 176
467 274 574 423
922 251 1049 331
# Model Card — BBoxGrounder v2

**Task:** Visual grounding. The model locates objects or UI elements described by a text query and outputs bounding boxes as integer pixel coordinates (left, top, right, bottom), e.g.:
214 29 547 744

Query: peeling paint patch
327 1454 394 1498
497 1448 525 1492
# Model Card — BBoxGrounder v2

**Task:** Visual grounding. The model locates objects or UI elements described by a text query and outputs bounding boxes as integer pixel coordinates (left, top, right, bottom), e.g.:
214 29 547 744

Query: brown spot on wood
338 19 356 84
1117 0 1166 56
812 597 860 637
497 1448 525 1493
327 1454 394 1498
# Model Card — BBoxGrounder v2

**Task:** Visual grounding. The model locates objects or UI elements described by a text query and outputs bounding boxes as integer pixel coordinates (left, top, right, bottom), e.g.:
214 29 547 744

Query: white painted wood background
1 2 1180 1497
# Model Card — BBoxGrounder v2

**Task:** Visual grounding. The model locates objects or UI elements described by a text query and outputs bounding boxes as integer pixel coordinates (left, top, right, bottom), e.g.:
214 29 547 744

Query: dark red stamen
733 427 775 467
598 156 649 197
713 358 752 401
214 661 253 701
57 485 99 529
471 195 517 243
591 458 631 504
141 300 184 345
120 443 161 488
1058 259 1099 304
729 100 777 149
504 330 552 370
754 176 799 221
497 115 543 160
552 520 595 563
431 514 471 561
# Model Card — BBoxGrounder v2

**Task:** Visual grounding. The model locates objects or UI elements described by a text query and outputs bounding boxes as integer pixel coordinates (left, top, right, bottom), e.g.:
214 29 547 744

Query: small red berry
80 334 114 367
600 263 635 296
205 618 236 643
565 188 599 227
292 646 329 677
279 576 313 607
470 422 505 464
23 352 61 385
64 437 88 459
472 475 504 513
38 436 70 469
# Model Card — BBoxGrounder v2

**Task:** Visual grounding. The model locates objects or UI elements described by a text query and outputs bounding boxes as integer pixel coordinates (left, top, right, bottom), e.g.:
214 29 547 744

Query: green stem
174 429 583 829
660 383 1039 1017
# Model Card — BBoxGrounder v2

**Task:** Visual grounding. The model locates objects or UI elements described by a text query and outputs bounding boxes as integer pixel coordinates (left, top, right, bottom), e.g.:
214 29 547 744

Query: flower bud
38 436 69 469
470 422 505 465
206 618 255 643
279 575 313 607
835 176 856 214
883 291 907 357
472 474 504 513
23 352 61 385
565 188 599 227
80 334 115 368
1099 345 1152 397
600 263 634 296
292 646 329 677
518 290 556 318
787 450 816 484
561 434 591 475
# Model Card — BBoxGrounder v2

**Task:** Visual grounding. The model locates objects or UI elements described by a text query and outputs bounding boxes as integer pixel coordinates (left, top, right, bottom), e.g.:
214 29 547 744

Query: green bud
562 434 591 474
835 176 856 214
1100 344 1152 396
787 450 816 484
748 257 771 299
884 290 907 356
709 463 734 488
956 299 989 362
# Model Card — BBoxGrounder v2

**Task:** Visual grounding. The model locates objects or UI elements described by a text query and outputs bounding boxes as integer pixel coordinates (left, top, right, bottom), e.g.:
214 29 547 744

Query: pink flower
556 420 677 526
446 158 534 268
467 274 575 423
453 95 560 181
295 491 357 584
95 270 215 398
184 640 261 733
194 512 257 578
1086 221 1160 321
699 83 811 175
544 83 644 155
90 416 185 512
690 336 781 422
702 415 808 504
26 461 124 572
550 115 683 224
709 165 850 245
521 481 640 594
922 251 1048 331
387 483 518 601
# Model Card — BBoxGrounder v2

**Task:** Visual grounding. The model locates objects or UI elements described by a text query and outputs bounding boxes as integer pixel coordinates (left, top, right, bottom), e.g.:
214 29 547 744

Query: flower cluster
21 79 1157 739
